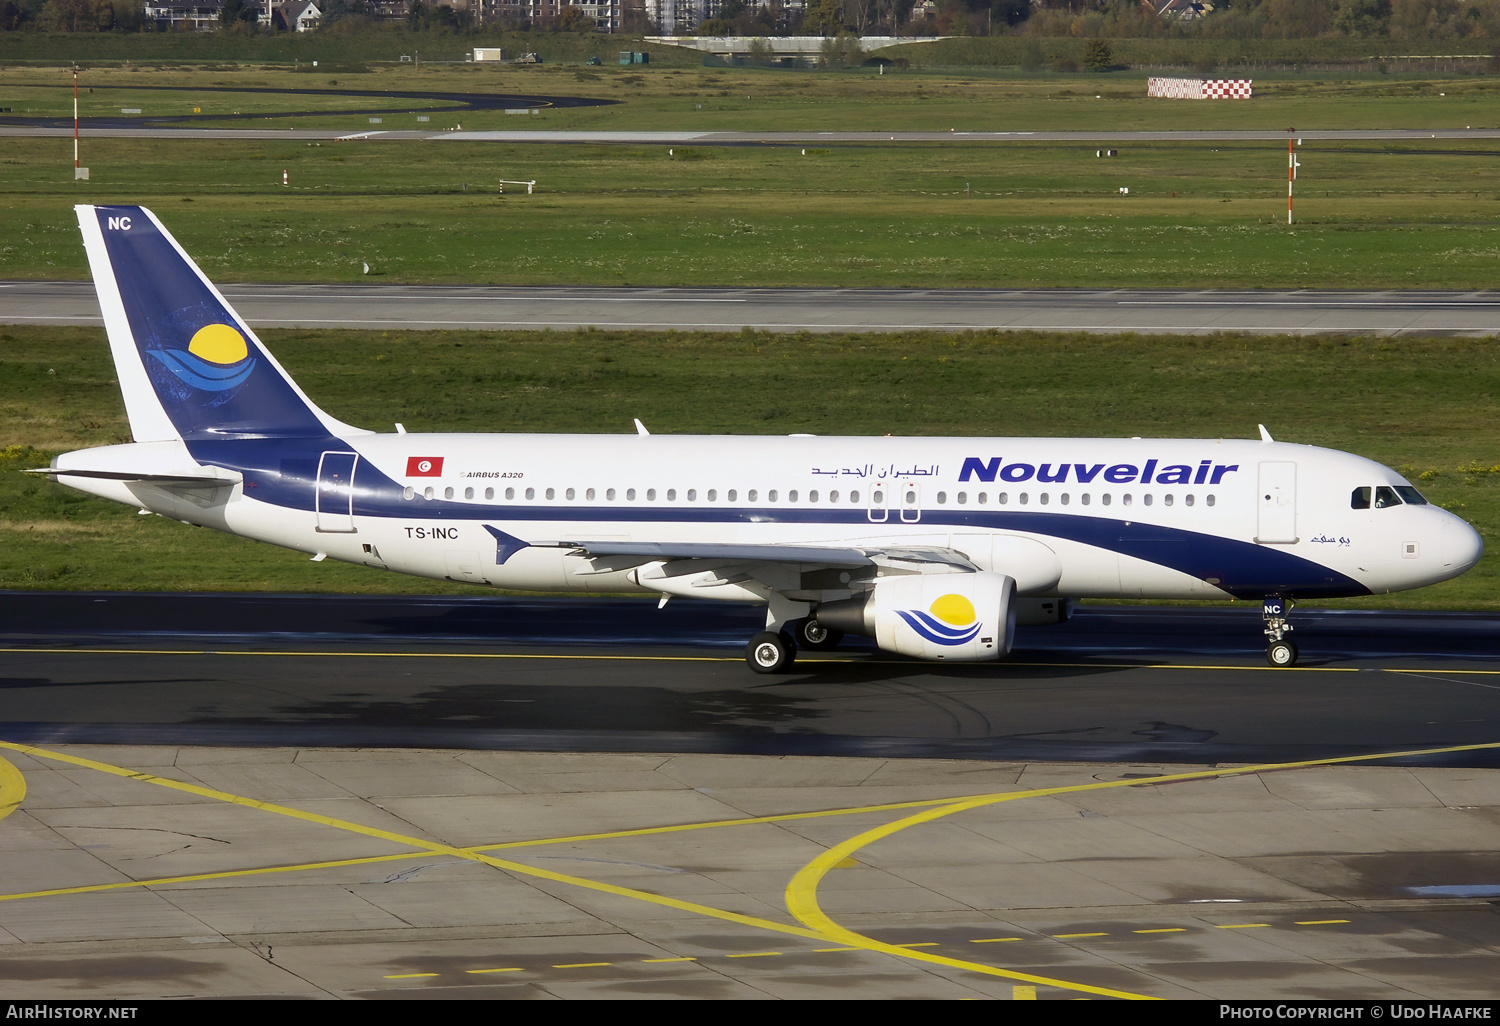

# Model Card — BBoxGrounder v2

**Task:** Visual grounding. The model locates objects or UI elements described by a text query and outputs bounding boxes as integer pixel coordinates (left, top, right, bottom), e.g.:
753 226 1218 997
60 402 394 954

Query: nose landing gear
1263 596 1298 667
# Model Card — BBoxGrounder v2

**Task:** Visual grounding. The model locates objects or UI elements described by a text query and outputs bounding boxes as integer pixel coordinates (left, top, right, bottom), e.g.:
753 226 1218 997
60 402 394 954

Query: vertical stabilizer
76 205 367 441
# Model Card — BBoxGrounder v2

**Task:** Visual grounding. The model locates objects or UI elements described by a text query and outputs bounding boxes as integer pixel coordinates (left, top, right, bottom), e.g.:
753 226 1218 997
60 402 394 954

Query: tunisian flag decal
406 456 444 477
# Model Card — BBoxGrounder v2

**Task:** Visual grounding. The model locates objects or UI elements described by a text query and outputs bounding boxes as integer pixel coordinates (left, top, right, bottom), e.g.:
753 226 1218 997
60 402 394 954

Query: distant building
144 0 225 30
275 0 322 29
647 0 804 33
1141 0 1214 21
466 0 620 31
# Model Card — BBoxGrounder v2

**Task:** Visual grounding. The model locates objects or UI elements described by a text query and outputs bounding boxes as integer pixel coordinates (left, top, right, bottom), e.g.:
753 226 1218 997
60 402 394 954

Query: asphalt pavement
8 281 1499 335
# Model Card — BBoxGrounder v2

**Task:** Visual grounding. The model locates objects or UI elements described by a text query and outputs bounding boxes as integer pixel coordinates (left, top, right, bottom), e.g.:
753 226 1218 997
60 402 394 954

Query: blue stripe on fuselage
185 437 1366 600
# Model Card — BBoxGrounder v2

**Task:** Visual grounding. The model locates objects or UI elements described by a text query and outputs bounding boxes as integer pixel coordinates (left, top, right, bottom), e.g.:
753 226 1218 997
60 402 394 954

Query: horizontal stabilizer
26 467 241 486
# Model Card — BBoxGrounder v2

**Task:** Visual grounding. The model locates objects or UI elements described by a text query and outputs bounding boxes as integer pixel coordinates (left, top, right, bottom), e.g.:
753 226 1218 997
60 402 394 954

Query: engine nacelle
818 572 1017 661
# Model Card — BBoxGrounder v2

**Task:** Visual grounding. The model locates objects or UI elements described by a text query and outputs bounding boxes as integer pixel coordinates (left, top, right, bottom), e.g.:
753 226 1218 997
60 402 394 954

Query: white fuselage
55 433 1482 603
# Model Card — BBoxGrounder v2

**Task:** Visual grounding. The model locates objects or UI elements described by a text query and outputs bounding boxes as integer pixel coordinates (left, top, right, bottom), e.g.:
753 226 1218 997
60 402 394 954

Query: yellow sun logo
929 593 976 627
187 323 249 365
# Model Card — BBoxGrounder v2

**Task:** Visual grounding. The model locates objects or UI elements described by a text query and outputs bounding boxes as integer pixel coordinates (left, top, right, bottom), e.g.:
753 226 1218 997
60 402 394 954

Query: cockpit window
1350 487 1371 510
1394 486 1428 505
1374 486 1402 508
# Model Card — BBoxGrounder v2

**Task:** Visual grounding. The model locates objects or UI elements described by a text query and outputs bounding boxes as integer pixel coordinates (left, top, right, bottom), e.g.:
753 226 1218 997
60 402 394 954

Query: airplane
33 204 1484 673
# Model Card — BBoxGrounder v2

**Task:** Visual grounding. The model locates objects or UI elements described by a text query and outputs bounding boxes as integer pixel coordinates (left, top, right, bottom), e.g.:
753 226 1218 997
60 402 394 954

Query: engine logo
897 593 981 646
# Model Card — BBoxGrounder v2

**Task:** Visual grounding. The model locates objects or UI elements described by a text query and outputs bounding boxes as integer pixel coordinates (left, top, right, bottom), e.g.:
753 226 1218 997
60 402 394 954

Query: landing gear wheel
747 631 796 674
1266 639 1299 668
794 617 844 651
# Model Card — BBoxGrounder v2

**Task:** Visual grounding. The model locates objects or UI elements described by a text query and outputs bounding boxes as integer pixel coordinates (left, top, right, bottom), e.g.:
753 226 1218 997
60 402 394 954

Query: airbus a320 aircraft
36 205 1483 672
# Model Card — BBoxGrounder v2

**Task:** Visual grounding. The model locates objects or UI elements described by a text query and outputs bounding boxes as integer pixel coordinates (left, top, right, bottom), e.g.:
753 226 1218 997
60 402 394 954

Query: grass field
4 64 1500 290
1 63 1496 610
3 325 1499 609
4 135 1499 289
6 62 1500 132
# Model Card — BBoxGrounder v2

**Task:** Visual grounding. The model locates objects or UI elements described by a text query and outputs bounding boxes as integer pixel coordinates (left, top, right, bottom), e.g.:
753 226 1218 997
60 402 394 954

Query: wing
493 531 982 601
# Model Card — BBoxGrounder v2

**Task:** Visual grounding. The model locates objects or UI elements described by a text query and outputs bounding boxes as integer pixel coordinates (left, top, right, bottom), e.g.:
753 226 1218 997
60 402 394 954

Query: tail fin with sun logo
76 205 368 443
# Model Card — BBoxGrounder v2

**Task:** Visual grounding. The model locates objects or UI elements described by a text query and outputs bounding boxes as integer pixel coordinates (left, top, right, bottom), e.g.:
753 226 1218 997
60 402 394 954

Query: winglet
634 418 650 436
1258 424 1274 443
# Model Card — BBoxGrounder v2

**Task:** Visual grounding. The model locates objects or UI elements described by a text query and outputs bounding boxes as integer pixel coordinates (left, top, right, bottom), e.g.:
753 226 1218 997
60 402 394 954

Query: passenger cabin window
1374 486 1402 508
1351 487 1371 509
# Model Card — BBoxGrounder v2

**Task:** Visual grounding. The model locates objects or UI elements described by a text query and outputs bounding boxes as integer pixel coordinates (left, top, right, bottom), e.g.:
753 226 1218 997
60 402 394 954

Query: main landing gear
1263 595 1298 667
744 617 844 674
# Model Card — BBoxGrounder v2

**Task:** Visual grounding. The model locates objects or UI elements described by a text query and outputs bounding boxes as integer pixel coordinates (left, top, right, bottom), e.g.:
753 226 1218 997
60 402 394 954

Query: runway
7 281 1500 335
1 594 1498 999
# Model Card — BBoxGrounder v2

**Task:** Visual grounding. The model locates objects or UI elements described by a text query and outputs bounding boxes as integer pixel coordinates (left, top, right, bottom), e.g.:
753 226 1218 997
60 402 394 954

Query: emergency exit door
1256 461 1297 544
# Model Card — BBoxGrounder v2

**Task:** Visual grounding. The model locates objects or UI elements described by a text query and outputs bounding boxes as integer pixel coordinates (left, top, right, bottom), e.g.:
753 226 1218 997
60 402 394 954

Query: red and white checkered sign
1147 77 1253 100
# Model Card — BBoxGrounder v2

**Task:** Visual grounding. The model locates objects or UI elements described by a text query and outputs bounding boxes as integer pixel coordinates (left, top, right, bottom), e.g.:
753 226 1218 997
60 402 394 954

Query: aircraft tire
747 631 796 674
1266 639 1298 668
794 617 843 651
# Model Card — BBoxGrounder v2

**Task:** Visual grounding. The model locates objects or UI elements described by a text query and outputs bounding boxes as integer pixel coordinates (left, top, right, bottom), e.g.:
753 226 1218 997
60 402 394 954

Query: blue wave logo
147 323 256 393
896 593 981 646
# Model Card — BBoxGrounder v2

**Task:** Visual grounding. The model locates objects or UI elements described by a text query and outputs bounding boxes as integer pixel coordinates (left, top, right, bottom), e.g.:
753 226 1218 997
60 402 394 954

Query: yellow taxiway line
783 739 1500 1000
1 737 1497 1000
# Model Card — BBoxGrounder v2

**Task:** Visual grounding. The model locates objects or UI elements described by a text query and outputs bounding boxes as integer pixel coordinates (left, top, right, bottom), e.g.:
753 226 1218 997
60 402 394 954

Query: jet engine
816 571 1017 661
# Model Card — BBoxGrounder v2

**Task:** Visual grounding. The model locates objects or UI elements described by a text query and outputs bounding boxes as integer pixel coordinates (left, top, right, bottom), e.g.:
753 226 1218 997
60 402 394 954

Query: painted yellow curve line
784 739 1500 1001
0 740 832 944
0 754 26 824
3 737 1498 999
0 786 1074 904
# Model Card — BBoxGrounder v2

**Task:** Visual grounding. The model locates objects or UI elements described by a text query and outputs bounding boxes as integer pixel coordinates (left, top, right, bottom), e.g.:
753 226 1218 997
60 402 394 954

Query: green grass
4 64 1499 291
7 62 1500 132
4 135 1499 289
3 325 1499 609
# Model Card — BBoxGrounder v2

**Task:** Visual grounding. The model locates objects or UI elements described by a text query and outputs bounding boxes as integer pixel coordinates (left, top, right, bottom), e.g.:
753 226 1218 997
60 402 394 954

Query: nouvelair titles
959 457 1240 486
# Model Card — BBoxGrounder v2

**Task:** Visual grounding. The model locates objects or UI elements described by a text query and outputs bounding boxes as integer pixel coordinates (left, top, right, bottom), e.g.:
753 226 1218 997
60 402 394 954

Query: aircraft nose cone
1442 515 1484 573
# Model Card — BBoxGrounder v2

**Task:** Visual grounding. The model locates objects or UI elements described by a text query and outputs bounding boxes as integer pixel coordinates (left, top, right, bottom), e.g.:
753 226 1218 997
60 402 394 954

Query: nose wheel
1266 638 1299 667
1263 595 1297 667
